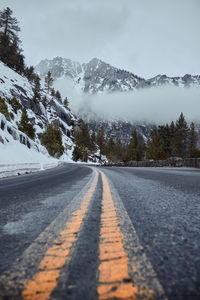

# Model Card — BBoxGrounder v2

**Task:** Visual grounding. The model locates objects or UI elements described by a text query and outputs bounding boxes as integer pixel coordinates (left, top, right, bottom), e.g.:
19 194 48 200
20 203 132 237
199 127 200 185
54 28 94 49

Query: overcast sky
0 0 199 78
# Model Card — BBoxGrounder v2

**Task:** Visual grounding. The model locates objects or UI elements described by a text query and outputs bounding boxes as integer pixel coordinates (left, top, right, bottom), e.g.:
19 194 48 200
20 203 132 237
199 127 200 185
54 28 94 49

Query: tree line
72 113 200 163
72 122 144 163
147 113 200 160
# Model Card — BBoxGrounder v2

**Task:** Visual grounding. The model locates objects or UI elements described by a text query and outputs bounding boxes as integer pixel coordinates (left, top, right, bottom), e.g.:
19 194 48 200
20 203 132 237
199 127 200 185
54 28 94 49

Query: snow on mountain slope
35 57 147 94
0 61 77 167
35 57 200 95
148 74 200 87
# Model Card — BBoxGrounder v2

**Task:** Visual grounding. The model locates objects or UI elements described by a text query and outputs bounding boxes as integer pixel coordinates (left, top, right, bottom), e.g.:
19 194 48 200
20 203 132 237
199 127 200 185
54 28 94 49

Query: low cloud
65 86 200 125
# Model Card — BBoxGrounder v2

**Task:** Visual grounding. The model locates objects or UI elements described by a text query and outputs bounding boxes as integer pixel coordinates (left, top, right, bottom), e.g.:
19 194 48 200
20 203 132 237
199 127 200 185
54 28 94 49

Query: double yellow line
21 169 166 299
22 170 99 299
97 171 137 299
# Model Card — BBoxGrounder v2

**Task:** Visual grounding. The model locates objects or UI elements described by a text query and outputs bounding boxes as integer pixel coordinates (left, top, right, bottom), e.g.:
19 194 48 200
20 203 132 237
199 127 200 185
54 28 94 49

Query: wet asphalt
0 165 200 299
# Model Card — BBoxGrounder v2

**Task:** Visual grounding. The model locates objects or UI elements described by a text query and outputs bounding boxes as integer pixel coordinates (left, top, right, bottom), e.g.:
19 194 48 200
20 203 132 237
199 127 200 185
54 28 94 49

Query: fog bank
66 86 200 124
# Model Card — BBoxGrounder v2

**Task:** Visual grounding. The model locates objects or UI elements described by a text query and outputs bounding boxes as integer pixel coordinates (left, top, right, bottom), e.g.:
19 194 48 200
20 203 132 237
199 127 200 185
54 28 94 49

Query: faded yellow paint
98 171 137 299
98 282 138 300
22 171 98 300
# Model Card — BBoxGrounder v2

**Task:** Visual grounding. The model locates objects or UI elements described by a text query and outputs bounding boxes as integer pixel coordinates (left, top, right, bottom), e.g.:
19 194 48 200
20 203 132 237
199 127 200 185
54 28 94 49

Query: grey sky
0 0 199 77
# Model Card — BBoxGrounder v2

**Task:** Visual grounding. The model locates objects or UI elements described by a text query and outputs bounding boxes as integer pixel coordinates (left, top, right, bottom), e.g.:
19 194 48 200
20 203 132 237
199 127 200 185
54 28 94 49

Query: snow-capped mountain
0 61 78 164
35 57 200 94
36 57 83 83
148 74 200 87
35 57 147 94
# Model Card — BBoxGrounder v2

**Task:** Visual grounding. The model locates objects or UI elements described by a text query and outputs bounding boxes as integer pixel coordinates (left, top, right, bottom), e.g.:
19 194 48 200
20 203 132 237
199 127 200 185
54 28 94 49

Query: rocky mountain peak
87 57 102 66
35 57 200 94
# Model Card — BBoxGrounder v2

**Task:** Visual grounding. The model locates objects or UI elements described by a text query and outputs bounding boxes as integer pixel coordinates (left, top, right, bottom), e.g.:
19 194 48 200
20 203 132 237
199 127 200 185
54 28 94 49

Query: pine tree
146 128 167 160
41 123 64 157
24 66 35 81
0 7 24 73
63 97 69 107
9 96 21 113
72 145 88 162
18 108 35 139
74 123 89 148
0 97 10 120
115 139 123 162
96 126 105 160
169 121 177 157
88 130 97 153
106 138 123 162
73 124 97 162
32 75 41 102
106 137 116 161
44 71 53 94
72 123 95 161
72 145 82 161
82 123 91 147
55 90 62 103
137 135 145 161
51 88 55 97
188 122 198 157
189 148 200 158
158 124 171 157
126 129 138 161
174 112 188 157
0 7 20 41
125 130 144 162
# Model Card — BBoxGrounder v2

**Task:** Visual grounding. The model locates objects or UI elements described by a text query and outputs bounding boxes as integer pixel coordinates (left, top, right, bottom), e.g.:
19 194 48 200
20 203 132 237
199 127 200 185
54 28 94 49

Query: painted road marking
0 167 167 300
22 170 99 300
98 170 167 300
98 171 136 299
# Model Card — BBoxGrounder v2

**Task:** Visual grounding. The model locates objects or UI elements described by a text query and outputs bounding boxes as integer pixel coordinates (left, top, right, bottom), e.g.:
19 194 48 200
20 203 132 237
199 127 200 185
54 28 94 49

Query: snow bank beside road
0 162 60 178
0 134 60 178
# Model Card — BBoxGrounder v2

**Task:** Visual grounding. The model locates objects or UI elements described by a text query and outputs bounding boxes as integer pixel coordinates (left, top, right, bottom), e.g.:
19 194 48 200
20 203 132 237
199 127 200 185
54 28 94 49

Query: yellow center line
22 170 99 300
98 171 137 299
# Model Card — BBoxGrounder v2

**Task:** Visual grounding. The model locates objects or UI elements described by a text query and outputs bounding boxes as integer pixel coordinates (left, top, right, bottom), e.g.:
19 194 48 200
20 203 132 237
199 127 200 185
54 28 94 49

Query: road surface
0 164 199 299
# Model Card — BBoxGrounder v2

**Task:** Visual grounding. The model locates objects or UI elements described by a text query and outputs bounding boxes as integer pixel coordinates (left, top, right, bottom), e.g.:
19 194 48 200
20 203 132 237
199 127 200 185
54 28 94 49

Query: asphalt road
0 164 199 299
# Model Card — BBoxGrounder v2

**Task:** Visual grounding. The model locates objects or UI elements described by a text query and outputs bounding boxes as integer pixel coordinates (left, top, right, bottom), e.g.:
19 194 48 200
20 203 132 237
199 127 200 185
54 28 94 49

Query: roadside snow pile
0 118 60 178
0 162 60 179
0 61 78 177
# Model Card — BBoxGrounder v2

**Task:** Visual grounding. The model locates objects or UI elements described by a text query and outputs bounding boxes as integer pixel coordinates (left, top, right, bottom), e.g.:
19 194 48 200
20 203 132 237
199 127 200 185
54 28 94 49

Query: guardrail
104 158 200 168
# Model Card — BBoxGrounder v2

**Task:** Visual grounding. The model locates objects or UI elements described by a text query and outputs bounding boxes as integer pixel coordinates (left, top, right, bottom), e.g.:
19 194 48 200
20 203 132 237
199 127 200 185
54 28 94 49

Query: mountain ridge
35 57 200 94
